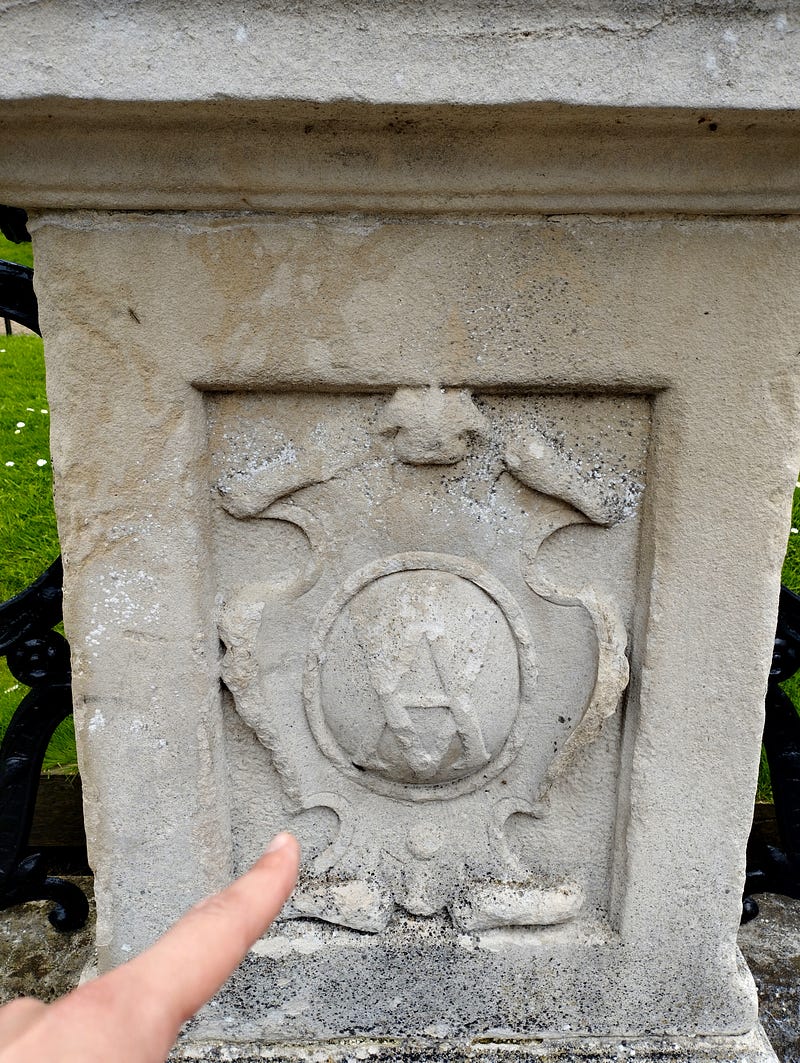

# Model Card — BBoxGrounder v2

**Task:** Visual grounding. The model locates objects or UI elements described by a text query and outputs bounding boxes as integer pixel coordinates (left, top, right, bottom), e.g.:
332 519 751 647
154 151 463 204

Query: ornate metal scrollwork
0 207 88 930
744 584 800 921
0 561 88 929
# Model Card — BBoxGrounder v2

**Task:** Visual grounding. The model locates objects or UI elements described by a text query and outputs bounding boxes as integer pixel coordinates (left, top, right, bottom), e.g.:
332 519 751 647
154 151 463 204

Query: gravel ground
0 881 797 1058
0 876 95 1004
739 892 800 1062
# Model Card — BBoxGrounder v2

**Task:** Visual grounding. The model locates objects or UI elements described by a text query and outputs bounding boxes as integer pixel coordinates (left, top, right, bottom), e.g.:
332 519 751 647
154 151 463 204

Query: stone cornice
2 102 800 215
3 0 800 110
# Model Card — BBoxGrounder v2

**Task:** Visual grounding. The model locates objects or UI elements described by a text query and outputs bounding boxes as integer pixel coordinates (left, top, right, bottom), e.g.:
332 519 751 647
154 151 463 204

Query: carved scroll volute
216 386 643 933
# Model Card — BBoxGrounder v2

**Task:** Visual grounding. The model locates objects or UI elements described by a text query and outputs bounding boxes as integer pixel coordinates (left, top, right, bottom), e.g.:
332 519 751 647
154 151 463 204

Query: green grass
1 236 77 770
0 328 76 772
781 480 800 592
0 337 58 597
0 234 33 269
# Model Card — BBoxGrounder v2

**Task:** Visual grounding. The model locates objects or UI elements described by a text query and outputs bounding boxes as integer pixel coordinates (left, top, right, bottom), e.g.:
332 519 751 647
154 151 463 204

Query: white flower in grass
15 421 24 428
36 459 47 467
792 527 798 534
13 430 20 435
26 407 34 412
4 461 13 467
40 409 48 415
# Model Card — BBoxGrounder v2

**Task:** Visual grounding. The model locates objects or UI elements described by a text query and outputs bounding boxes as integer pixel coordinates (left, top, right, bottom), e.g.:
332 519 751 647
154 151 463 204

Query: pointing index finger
109 833 300 1028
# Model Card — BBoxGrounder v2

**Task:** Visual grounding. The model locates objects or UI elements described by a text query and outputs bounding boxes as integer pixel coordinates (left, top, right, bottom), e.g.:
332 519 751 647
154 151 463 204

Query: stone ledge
169 1026 778 1063
4 103 800 214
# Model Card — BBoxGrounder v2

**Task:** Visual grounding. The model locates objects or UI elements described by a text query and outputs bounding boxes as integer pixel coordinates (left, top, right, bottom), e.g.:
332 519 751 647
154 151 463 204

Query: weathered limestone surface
3 0 800 109
2 3 800 1061
5 887 800 1061
26 210 799 1060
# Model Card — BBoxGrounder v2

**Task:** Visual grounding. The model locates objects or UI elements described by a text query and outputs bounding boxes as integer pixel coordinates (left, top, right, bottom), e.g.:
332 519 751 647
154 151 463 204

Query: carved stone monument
215 384 640 938
2 2 800 1060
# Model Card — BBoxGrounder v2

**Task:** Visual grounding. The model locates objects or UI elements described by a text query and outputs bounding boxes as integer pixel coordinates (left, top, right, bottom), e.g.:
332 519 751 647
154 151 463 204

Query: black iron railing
744 584 800 919
0 204 88 930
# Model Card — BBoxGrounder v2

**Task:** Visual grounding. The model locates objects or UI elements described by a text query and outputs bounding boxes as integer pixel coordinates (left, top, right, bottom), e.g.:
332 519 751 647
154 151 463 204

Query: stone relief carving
214 387 645 934
305 554 534 795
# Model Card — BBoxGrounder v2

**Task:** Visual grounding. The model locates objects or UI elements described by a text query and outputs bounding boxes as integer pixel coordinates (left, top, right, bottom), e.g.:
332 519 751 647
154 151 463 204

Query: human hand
0 832 300 1063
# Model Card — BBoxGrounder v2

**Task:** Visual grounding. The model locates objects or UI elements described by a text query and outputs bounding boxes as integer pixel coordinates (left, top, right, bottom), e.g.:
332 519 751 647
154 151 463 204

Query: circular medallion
303 553 536 800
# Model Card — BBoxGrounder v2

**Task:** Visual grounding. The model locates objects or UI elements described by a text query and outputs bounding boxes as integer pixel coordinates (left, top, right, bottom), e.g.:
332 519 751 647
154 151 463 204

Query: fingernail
266 832 292 854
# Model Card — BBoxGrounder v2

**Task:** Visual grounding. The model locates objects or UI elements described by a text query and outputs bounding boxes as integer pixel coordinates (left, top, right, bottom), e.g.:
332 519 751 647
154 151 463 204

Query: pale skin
0 832 301 1063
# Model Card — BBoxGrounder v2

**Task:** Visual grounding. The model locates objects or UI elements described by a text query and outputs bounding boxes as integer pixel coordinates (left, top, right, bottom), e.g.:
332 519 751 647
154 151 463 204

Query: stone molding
2 104 800 214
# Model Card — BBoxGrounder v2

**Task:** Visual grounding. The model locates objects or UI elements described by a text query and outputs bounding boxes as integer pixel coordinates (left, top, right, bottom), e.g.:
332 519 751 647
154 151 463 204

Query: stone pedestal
2 3 799 1060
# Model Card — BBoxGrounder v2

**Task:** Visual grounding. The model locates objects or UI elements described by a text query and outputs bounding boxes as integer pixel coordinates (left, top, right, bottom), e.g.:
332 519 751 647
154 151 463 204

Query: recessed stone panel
208 390 648 979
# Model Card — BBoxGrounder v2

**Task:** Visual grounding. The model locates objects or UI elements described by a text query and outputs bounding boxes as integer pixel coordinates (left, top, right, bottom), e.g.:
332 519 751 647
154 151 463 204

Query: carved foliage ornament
217 387 642 933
